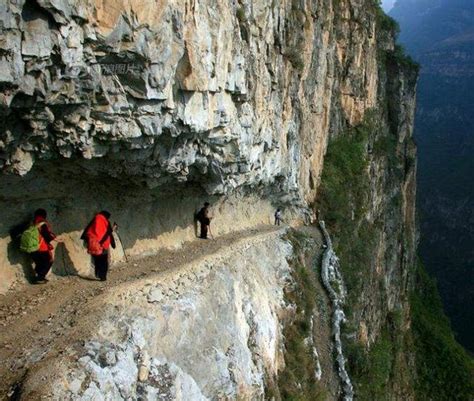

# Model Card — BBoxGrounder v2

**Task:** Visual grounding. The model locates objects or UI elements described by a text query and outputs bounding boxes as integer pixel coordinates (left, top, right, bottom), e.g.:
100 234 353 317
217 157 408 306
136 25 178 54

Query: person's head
99 210 111 219
34 208 47 219
204 202 210 208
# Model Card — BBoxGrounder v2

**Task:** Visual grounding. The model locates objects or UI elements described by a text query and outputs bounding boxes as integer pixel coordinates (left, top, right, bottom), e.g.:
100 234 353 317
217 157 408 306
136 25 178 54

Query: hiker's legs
93 257 99 278
32 251 53 280
200 224 208 239
94 252 109 281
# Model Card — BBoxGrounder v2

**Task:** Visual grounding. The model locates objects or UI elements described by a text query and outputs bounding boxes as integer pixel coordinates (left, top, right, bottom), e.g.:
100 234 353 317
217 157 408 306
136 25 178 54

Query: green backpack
20 222 45 253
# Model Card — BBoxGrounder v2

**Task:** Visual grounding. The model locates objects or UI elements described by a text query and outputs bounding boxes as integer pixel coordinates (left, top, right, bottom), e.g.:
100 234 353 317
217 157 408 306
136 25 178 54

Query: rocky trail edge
0 225 283 399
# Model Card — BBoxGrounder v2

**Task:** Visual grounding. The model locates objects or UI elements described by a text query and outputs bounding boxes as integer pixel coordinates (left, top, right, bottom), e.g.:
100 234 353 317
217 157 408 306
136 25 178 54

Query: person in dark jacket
274 208 282 226
83 211 116 281
31 208 57 283
196 202 212 239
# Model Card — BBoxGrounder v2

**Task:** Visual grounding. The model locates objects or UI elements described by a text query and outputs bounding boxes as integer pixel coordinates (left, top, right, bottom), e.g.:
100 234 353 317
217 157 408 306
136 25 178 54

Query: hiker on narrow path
196 202 212 239
82 211 116 281
0 225 280 397
27 208 58 283
274 208 282 226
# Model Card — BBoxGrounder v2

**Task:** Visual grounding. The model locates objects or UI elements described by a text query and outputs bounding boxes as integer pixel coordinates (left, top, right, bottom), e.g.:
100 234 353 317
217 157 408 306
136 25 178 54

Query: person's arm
40 223 56 244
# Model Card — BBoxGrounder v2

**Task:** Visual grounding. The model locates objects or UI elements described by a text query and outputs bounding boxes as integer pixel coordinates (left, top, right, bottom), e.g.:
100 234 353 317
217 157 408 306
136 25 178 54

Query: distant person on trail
196 202 212 239
82 211 116 281
20 208 58 283
274 208 282 226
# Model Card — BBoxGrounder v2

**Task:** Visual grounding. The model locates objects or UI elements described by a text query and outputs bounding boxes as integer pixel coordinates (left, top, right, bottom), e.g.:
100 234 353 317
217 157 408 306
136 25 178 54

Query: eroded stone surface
20 230 292 400
0 0 391 202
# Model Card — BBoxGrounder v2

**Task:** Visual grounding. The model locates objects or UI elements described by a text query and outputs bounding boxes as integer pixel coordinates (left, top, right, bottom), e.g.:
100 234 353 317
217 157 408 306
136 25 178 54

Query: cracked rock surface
4 228 294 400
1 0 391 201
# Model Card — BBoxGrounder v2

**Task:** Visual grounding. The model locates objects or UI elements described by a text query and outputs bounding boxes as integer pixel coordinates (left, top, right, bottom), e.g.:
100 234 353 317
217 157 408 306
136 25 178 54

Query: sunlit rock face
19 231 293 400
0 0 398 291
1 0 388 200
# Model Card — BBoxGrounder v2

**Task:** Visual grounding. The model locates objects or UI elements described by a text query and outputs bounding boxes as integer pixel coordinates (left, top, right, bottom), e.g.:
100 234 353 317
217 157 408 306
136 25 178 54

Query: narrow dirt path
0 225 281 399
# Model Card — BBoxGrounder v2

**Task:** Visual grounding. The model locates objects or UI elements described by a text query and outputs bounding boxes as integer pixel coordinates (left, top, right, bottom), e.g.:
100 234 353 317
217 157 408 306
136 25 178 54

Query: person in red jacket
31 208 57 283
83 211 116 281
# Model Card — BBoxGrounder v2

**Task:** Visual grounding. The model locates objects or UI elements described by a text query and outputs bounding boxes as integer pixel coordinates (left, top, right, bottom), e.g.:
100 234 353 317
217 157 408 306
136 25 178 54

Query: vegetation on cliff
317 114 375 309
411 262 474 400
268 229 328 400
316 114 404 399
317 106 473 400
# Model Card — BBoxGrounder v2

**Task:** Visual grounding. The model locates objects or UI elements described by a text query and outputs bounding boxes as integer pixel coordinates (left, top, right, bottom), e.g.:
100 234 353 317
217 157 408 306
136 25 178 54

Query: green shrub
362 330 394 398
411 262 474 400
372 134 396 157
386 45 420 72
317 125 369 227
236 6 246 23
273 230 327 400
317 116 378 307
343 326 398 400
376 6 400 35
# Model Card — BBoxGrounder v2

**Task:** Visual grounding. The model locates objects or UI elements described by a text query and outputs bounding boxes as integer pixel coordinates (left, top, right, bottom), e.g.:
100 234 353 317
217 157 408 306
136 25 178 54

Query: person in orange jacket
82 211 116 281
31 208 58 283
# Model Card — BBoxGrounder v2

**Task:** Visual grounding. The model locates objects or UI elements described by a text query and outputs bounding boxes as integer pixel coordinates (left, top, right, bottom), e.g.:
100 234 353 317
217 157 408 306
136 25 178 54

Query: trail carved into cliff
0 225 282 398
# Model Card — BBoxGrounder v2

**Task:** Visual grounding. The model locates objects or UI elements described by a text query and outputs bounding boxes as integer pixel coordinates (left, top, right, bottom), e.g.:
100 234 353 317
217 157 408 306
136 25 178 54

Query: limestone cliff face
0 0 403 291
0 0 420 400
1 0 382 199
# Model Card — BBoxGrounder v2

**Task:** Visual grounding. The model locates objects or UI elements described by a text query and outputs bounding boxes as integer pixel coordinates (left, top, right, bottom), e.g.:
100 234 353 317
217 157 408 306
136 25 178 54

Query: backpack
20 222 45 253
81 215 114 255
195 208 204 223
196 208 210 225
87 236 104 256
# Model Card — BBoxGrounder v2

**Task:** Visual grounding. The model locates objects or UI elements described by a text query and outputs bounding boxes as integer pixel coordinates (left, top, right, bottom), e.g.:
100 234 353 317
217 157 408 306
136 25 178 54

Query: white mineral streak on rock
8 148 34 176
306 315 322 381
319 221 354 401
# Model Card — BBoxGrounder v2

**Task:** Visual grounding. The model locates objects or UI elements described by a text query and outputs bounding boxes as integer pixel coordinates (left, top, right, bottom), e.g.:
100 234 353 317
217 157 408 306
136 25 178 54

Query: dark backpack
195 209 203 223
195 208 210 224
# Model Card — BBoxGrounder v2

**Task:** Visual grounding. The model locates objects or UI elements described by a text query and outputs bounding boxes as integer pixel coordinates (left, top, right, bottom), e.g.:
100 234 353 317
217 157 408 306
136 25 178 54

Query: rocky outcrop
0 0 387 198
17 230 294 400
